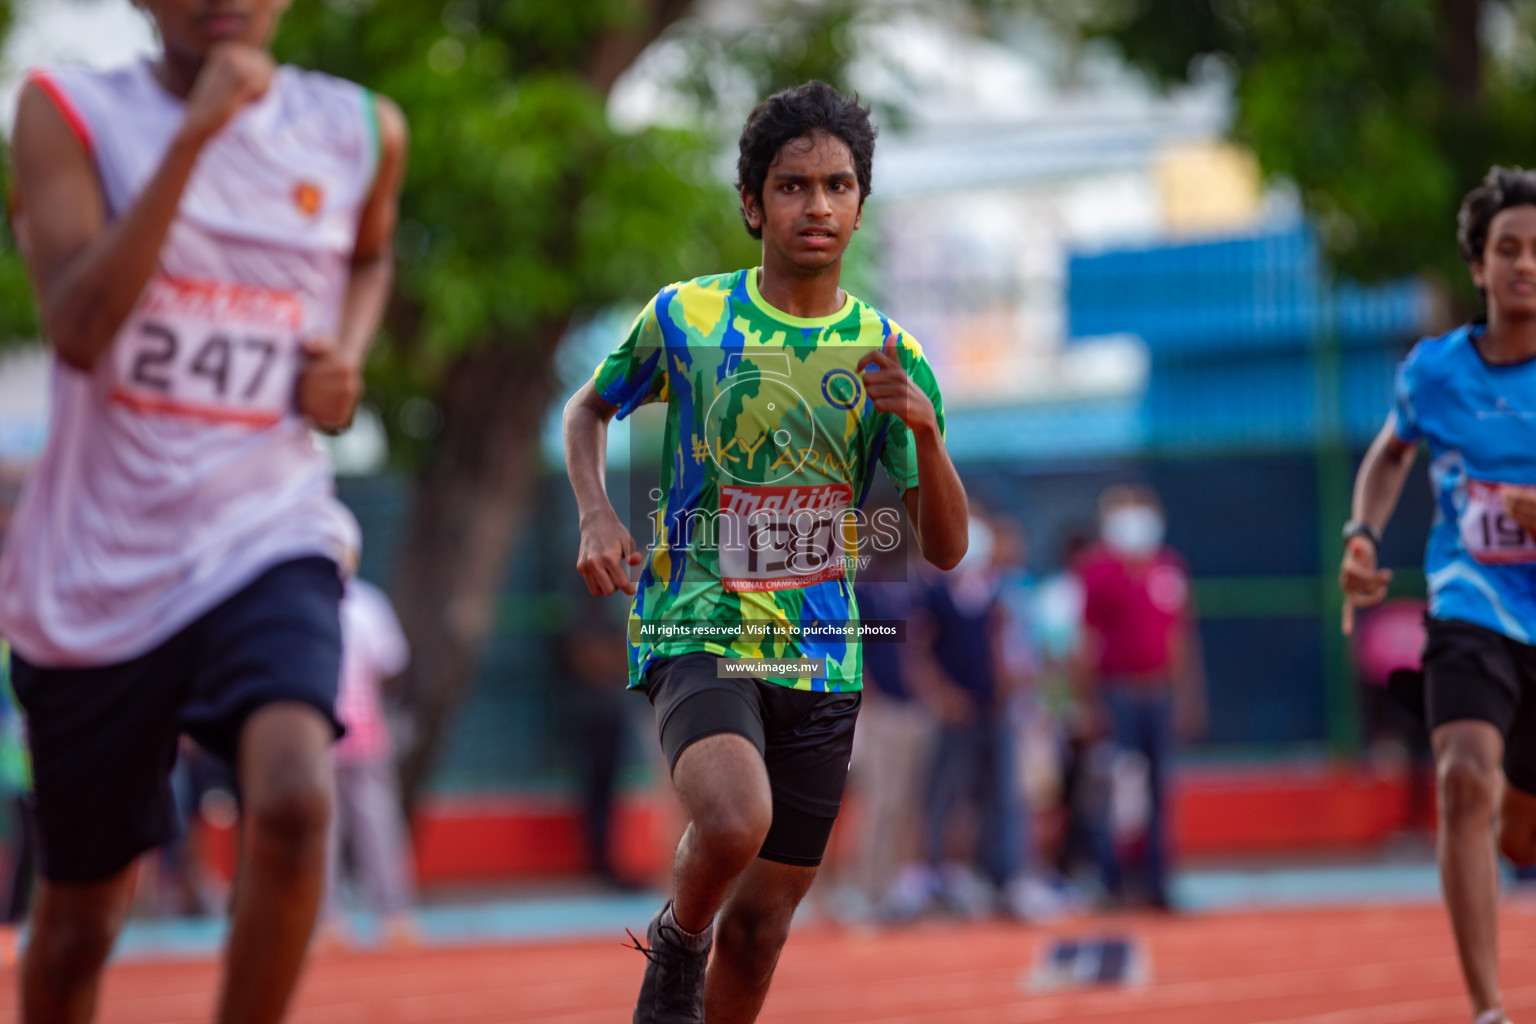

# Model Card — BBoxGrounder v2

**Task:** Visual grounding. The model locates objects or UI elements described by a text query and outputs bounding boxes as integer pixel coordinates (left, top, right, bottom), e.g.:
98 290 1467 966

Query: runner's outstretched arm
857 336 968 569
13 44 274 372
1341 416 1418 634
564 381 643 596
297 97 409 432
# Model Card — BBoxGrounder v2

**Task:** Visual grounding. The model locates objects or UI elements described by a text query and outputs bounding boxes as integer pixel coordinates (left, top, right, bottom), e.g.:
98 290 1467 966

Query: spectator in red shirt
1075 485 1206 909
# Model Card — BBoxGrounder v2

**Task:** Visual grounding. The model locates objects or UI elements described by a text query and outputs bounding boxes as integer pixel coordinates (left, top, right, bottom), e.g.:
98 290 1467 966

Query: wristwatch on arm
1342 520 1382 552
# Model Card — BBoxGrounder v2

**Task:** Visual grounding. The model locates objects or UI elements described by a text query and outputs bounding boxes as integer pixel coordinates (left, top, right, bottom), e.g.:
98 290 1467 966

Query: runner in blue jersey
1342 166 1536 1024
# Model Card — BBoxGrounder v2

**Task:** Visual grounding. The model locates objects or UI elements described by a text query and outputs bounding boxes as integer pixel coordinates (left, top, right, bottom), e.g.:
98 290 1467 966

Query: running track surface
7 903 1536 1023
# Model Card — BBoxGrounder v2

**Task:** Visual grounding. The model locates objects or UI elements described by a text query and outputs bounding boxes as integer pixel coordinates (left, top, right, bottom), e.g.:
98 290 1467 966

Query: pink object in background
1353 598 1427 688
333 578 409 762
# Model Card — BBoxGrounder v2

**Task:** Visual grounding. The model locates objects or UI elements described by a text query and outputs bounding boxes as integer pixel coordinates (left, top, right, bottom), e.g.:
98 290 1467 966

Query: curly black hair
1458 166 1536 265
735 81 877 241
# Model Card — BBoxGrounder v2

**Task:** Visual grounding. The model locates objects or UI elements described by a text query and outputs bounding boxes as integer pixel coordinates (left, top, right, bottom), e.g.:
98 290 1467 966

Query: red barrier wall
203 762 1435 884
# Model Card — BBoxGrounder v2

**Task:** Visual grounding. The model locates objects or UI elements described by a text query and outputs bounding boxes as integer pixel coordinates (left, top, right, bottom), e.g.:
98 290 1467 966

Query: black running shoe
629 903 711 1024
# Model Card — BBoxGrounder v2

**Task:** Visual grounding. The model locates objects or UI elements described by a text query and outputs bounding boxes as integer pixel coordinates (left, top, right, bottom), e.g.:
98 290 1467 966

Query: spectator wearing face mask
850 540 934 918
1075 486 1206 910
907 515 1027 915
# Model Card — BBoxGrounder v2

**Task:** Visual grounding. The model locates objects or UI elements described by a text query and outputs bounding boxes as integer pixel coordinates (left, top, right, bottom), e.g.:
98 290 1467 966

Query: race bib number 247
109 273 303 428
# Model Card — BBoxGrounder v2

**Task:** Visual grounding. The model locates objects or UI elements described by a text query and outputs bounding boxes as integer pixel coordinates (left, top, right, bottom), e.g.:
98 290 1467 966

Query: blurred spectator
325 577 417 946
1033 529 1097 880
0 639 31 963
849 543 931 916
987 517 1076 918
1032 528 1094 697
150 740 235 918
909 514 1027 916
1353 599 1433 835
0 485 31 963
1077 485 1205 910
561 597 639 889
991 517 1038 690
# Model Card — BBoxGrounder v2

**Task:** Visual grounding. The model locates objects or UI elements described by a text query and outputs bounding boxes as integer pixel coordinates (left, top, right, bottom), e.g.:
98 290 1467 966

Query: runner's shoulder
634 271 744 336
665 270 742 303
845 296 928 362
1402 323 1476 388
15 62 137 146
278 64 366 98
277 65 395 132
21 61 136 97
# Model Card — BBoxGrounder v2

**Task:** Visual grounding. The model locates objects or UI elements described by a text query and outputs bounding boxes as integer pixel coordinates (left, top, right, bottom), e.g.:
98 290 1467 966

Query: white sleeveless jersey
0 60 375 667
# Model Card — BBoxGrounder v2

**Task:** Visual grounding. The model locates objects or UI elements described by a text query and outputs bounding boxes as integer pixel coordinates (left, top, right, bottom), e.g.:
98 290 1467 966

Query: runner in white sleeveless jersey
0 0 406 1020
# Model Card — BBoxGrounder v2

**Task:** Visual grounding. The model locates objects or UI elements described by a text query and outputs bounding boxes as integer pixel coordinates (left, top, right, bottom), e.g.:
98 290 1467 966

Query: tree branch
584 0 696 97
1437 0 1482 113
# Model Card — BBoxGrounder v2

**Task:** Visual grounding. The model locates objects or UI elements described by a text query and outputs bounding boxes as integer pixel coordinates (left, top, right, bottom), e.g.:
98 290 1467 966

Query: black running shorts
645 653 861 867
10 556 345 884
1423 617 1536 795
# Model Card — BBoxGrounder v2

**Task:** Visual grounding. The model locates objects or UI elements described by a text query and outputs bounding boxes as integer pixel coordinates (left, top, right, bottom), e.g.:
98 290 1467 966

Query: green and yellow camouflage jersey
593 267 946 693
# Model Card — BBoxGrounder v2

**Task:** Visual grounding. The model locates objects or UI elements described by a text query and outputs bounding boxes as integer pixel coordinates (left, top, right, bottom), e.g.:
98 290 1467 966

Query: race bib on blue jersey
1459 479 1536 564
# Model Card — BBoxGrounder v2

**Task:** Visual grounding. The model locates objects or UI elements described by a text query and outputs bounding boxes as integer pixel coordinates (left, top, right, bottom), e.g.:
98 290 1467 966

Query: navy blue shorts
10 556 344 884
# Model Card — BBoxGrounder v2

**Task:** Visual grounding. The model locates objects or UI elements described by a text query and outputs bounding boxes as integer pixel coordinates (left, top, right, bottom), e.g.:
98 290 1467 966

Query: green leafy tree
270 0 775 804
0 0 38 348
0 0 874 806
0 161 34 346
1044 0 1536 304
666 1 866 119
275 0 884 805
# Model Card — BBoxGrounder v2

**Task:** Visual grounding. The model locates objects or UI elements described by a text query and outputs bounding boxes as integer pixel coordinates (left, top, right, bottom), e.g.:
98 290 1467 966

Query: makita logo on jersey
719 483 851 517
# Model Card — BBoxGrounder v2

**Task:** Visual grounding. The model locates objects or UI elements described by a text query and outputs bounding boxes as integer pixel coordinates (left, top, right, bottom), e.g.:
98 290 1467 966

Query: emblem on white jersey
293 181 324 217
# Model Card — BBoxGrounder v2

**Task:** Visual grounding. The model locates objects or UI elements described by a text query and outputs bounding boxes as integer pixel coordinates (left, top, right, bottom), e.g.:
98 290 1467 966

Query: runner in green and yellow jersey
564 81 968 1024
593 266 943 693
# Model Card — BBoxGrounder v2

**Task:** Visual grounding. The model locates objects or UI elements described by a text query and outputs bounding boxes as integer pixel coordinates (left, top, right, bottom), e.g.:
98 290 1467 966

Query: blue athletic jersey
1394 323 1536 642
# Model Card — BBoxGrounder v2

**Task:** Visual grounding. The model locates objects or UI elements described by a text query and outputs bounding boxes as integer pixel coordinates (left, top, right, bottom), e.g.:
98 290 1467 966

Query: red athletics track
6 903 1536 1023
